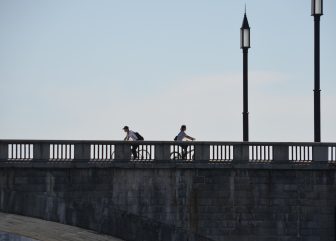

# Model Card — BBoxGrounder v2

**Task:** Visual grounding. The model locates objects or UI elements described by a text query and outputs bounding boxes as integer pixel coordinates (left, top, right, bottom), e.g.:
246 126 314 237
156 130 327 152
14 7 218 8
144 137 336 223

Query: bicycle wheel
170 152 182 160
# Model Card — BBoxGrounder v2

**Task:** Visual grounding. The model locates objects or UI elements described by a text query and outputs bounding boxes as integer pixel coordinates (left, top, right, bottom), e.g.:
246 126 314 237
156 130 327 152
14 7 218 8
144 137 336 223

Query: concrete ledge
0 160 336 170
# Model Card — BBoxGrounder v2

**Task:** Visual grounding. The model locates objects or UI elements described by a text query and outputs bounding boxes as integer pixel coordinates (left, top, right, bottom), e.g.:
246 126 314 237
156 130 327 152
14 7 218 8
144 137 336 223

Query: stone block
233 144 249 162
0 144 8 160
114 143 131 161
154 144 170 162
33 143 50 161
273 145 289 162
313 146 328 162
74 144 90 161
194 144 210 163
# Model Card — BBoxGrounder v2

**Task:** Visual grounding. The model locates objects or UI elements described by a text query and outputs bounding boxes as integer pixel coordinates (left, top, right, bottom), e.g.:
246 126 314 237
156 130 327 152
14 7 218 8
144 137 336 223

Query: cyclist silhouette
123 126 143 159
175 125 195 159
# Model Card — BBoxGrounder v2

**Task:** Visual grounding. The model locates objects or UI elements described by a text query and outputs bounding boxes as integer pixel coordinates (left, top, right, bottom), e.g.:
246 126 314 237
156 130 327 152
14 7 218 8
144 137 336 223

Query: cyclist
175 125 195 159
123 126 143 159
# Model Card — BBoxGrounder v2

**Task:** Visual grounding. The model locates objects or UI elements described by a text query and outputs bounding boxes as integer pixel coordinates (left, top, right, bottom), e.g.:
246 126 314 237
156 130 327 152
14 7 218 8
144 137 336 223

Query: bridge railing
0 140 335 164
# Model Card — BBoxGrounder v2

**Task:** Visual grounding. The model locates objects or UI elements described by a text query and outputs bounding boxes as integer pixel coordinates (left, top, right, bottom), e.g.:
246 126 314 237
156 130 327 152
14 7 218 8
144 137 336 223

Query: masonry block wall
0 166 335 241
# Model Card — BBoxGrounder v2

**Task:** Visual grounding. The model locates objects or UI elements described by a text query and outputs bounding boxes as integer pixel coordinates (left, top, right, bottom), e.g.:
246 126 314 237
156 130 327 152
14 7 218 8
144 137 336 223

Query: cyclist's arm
185 135 195 141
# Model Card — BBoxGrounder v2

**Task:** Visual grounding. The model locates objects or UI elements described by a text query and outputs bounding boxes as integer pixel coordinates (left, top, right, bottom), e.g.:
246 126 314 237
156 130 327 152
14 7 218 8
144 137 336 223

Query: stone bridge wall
0 163 335 241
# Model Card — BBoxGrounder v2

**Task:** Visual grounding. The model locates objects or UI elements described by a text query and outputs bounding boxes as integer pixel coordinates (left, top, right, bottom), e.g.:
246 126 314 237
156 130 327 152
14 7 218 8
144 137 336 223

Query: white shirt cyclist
126 130 138 141
176 131 196 141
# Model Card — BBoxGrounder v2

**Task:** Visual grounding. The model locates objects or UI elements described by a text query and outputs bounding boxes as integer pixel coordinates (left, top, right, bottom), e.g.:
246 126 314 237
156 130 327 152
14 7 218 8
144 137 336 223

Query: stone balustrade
0 139 335 164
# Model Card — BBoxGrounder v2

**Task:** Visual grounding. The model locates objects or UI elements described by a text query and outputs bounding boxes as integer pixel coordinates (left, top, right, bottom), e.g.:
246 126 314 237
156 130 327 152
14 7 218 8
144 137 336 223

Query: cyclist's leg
171 152 181 160
181 144 188 159
132 144 139 159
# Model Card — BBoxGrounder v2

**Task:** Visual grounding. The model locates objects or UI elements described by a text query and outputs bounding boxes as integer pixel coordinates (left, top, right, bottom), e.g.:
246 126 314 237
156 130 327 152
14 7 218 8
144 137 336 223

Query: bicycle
131 147 151 161
170 142 195 161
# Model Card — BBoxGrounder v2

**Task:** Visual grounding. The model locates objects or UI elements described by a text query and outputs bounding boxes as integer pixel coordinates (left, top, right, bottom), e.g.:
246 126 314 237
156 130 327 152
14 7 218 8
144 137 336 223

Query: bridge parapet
1 139 336 241
0 139 335 165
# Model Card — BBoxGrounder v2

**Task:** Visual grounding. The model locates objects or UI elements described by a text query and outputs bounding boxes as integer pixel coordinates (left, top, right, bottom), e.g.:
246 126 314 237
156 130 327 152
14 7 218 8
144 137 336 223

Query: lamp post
240 11 250 142
312 0 323 142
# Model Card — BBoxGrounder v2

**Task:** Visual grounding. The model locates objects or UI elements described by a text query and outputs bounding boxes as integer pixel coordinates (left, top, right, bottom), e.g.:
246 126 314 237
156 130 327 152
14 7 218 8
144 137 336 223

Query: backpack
135 132 144 140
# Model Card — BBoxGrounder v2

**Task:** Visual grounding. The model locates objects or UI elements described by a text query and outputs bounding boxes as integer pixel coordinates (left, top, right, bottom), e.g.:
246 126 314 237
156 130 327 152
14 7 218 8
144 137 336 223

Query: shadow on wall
0 189 213 241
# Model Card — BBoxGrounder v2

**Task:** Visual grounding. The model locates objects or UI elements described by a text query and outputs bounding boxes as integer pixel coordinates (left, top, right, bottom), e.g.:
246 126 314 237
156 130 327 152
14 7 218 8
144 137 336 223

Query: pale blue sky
0 0 335 141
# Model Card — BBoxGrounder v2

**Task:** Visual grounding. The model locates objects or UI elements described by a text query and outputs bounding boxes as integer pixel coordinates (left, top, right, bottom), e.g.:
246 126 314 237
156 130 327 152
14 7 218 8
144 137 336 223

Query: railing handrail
0 139 335 146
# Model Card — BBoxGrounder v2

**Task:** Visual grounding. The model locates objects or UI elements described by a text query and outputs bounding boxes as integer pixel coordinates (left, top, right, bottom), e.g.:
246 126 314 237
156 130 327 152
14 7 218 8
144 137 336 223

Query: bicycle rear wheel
170 152 182 160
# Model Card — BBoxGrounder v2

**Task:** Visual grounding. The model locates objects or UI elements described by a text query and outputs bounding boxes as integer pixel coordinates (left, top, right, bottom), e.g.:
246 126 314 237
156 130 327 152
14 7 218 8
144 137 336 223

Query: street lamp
240 11 250 142
312 0 323 142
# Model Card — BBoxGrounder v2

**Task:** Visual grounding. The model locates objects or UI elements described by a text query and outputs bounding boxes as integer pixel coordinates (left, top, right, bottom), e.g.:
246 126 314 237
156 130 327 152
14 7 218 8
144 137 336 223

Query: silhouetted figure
123 126 144 159
175 125 195 159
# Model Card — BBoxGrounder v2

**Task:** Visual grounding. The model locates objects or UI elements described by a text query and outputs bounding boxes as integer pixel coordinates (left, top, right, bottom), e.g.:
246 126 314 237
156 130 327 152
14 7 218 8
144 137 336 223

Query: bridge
1 139 336 241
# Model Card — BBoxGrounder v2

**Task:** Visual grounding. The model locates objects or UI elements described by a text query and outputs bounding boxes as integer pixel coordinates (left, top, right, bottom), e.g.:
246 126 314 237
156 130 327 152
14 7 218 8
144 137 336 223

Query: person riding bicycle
175 125 195 159
123 126 144 159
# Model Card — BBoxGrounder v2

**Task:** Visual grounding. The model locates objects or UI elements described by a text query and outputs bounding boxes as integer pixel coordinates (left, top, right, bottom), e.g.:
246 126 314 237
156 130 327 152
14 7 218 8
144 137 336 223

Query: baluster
16 144 19 159
228 145 231 160
22 144 24 159
252 146 255 161
54 144 56 159
28 144 30 159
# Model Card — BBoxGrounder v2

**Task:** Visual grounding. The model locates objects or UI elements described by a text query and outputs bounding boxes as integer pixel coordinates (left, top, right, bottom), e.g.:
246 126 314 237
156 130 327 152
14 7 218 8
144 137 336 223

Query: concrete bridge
0 139 336 241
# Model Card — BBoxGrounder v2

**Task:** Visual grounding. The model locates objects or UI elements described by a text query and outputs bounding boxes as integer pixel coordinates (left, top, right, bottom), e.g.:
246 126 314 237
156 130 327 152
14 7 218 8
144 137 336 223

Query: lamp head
240 13 251 49
311 0 323 16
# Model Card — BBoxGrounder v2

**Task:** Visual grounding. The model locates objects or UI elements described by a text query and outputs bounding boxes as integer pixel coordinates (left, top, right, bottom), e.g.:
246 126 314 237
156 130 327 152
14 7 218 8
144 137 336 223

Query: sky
0 0 335 142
